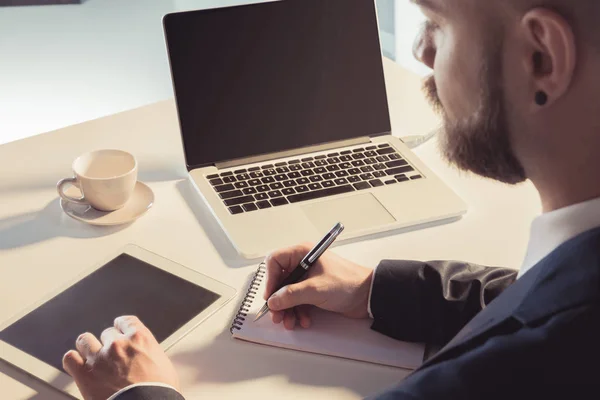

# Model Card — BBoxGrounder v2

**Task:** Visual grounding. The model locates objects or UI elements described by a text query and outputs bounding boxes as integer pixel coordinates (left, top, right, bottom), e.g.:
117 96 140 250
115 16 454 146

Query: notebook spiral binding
230 263 266 334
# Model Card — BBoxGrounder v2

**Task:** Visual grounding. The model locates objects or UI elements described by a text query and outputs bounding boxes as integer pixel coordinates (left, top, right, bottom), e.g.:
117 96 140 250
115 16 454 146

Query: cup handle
57 177 88 205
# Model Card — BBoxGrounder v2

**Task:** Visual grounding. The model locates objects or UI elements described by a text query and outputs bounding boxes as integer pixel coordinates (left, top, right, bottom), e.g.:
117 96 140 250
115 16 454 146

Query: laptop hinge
215 136 372 170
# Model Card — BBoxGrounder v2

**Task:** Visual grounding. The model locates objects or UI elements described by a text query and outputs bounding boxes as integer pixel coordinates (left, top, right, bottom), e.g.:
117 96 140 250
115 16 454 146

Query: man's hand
264 244 373 330
62 316 180 400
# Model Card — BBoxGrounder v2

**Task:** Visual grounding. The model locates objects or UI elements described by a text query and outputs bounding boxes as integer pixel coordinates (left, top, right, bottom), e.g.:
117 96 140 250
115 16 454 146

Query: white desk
0 58 542 400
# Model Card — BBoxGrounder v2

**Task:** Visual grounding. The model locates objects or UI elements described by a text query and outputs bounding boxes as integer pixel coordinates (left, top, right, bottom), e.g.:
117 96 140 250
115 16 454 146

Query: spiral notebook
230 264 425 369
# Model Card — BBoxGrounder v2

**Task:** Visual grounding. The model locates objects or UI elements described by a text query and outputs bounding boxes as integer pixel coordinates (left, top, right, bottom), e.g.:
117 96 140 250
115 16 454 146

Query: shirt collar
519 196 600 278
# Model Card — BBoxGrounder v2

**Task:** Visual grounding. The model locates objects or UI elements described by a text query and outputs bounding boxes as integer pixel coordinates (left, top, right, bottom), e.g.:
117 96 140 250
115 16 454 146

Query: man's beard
423 53 526 184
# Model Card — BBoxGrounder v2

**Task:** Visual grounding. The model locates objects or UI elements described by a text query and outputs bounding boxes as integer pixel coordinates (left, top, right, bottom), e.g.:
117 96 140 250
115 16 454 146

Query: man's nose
413 29 435 69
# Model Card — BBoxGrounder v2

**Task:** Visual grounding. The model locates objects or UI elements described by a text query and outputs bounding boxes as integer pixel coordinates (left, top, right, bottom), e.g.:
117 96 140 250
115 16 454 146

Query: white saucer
60 181 154 226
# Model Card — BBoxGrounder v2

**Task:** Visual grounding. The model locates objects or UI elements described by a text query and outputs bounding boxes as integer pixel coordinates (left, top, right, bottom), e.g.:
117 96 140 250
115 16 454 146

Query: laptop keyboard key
221 171 233 177
386 159 409 168
257 200 272 209
387 166 415 176
207 174 219 179
235 181 249 189
353 148 365 153
376 155 390 162
296 185 309 193
310 175 323 182
396 175 410 182
364 158 377 165
270 183 283 190
339 162 351 169
369 179 384 187
352 153 365 160
287 184 355 203
220 190 243 200
288 171 301 179
224 196 255 206
243 187 257 195
257 185 269 192
315 160 328 166
348 168 361 175
334 178 348 185
242 203 258 212
284 180 296 187
360 173 374 180
365 151 377 157
377 147 395 155
322 180 335 188
248 179 261 186
366 146 377 150
327 152 339 157
385 179 397 185
335 170 349 177
261 164 274 169
315 155 327 160
275 162 287 167
209 178 223 186
228 205 244 215
307 183 321 191
261 177 275 184
411 175 423 180
389 153 402 160
237 173 249 181
348 176 361 183
301 157 314 162
275 174 287 181
328 157 341 164
340 150 352 155
314 167 327 174
276 167 290 174
361 166 374 173
374 171 387 178
326 165 340 172
271 197 289 207
352 160 365 167
263 169 276 176
249 171 263 178
223 176 236 183
354 182 371 190
214 183 235 193
301 162 315 169
268 190 283 198
340 155 353 162
248 166 261 172
282 188 296 196
378 143 391 148
289 164 302 171
374 163 387 171
297 178 310 185
301 169 314 176
289 159 301 164
323 173 336 180
255 193 269 201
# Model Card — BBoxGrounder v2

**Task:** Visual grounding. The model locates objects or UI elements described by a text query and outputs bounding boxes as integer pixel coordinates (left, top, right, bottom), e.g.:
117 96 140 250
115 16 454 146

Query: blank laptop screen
164 0 391 170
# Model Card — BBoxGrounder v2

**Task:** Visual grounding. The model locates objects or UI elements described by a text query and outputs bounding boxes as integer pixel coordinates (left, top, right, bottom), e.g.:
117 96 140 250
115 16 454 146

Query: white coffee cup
57 149 138 212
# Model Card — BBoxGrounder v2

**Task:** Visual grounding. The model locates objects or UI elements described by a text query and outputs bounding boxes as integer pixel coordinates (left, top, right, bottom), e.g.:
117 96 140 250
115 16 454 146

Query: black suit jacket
369 227 600 399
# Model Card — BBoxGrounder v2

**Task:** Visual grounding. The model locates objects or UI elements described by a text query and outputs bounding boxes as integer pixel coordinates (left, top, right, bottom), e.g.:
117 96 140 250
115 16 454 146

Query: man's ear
520 8 577 110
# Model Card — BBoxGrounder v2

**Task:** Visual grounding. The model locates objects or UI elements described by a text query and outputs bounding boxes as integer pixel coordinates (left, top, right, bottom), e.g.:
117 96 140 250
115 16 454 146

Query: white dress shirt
519 196 600 278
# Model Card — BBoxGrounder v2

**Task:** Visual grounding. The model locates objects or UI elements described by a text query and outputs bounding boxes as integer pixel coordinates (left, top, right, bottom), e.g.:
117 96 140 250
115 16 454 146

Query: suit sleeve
114 385 185 400
369 260 517 345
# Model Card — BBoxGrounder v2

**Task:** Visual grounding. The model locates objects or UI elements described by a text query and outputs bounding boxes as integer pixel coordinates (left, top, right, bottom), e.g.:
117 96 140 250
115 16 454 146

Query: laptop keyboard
206 144 423 215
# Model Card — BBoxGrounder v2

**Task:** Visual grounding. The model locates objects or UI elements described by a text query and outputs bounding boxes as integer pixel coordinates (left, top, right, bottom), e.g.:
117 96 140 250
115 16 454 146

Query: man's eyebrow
409 0 443 13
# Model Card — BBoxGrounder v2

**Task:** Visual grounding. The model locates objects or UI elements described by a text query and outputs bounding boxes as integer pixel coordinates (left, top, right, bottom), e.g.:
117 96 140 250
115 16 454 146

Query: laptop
163 0 467 259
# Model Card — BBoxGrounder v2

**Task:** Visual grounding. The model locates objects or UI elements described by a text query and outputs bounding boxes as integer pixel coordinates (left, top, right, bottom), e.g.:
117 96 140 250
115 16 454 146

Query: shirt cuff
107 382 181 400
367 265 379 319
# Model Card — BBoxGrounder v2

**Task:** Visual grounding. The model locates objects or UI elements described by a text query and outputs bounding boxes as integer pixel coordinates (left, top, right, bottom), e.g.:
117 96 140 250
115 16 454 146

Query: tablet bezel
0 244 236 399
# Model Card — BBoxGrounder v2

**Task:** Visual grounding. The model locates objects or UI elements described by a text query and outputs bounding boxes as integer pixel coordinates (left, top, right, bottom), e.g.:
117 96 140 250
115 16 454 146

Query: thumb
268 280 318 311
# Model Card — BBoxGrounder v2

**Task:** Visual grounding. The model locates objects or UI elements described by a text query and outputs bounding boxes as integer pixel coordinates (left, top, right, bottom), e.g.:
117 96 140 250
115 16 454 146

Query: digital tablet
0 244 236 399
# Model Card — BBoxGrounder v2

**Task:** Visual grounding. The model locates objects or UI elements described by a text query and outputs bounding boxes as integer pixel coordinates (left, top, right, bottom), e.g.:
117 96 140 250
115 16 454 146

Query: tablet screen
0 253 221 371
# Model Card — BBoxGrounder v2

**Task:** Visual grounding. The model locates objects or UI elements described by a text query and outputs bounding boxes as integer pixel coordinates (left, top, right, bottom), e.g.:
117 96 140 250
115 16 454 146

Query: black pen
254 222 345 322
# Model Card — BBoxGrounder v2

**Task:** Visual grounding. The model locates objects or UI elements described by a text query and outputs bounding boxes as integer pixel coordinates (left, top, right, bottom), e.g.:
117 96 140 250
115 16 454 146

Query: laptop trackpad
301 193 396 235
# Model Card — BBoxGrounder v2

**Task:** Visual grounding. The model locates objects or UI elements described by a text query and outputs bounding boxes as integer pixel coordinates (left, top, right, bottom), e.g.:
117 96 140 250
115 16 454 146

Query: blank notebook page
231 265 424 369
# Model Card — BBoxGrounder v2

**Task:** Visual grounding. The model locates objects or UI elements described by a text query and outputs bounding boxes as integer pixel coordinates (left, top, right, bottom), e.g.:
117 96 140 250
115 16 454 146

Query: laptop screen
164 0 391 170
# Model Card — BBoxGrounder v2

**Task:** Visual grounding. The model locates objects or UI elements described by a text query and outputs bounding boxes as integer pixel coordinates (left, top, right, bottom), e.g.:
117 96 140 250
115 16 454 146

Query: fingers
271 310 284 324
114 315 146 336
62 349 85 378
296 305 312 329
267 280 319 311
283 309 296 330
100 327 123 346
264 243 313 299
75 332 102 361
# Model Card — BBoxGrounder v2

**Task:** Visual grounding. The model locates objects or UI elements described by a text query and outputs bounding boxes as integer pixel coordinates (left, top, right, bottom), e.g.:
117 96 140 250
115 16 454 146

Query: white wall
0 0 427 146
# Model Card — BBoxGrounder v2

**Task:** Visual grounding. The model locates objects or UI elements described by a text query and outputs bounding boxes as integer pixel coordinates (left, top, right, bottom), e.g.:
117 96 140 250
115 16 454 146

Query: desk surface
0 58 542 400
